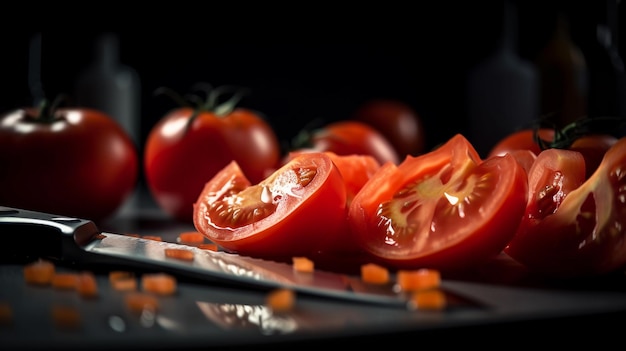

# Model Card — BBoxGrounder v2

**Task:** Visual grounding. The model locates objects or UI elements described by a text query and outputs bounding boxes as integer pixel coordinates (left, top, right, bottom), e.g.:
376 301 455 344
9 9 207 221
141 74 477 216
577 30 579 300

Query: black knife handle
0 206 100 263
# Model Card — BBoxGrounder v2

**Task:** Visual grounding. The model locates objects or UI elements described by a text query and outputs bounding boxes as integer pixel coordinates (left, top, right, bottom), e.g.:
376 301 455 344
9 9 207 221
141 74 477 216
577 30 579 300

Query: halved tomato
193 152 352 263
504 137 626 278
348 134 528 274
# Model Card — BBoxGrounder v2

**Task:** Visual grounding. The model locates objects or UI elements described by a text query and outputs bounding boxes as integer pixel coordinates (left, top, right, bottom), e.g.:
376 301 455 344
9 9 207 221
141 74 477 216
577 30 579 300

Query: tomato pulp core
375 159 488 251
206 166 317 230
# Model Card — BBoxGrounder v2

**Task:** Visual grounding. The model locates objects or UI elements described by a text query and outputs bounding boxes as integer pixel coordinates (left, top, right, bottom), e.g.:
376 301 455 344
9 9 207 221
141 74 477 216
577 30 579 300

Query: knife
0 206 475 309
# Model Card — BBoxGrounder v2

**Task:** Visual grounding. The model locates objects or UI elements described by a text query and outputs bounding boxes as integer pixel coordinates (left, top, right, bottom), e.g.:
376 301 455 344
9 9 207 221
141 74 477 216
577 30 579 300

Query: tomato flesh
349 134 528 273
505 137 626 278
193 152 351 262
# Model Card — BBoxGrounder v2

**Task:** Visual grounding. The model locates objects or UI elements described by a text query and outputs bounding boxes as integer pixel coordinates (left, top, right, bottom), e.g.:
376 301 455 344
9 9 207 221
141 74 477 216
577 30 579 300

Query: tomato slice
348 134 528 274
505 137 626 278
193 152 351 263
284 150 381 206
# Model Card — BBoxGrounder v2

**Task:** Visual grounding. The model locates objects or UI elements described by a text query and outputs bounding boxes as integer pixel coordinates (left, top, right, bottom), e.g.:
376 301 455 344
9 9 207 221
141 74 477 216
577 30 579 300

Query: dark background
1 1 624 156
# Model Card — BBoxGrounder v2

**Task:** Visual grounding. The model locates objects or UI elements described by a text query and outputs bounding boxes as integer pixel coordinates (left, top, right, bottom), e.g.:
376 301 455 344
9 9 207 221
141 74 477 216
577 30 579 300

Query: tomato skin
308 120 400 166
505 138 626 278
0 107 138 221
348 134 528 274
193 152 352 262
145 107 280 222
351 99 426 157
488 128 555 157
507 149 537 175
570 134 618 179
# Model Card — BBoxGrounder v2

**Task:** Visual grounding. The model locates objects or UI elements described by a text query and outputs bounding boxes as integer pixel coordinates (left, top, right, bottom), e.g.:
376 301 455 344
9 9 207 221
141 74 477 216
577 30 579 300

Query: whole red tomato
296 120 400 166
144 86 281 222
193 152 358 267
348 134 528 274
505 138 626 278
0 102 138 221
351 99 426 157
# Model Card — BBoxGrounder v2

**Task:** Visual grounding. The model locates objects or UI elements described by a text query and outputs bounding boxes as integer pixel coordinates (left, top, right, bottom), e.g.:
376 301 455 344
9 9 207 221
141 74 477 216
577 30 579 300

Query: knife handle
0 206 100 263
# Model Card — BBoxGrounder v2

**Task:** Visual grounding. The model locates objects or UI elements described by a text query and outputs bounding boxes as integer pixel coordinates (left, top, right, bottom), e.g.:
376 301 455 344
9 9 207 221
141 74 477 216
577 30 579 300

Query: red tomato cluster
146 94 423 223
193 119 626 279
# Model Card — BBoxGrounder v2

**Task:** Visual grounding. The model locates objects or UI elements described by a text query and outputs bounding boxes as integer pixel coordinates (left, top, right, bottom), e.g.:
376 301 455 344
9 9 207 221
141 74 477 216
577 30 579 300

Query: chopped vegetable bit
109 271 137 291
395 268 441 292
51 305 81 330
23 259 55 285
126 233 141 237
76 271 98 298
408 289 447 311
0 302 13 325
142 235 162 241
266 288 295 312
360 263 390 284
124 292 159 313
164 248 195 261
142 273 177 296
292 257 314 273
95 233 107 240
52 273 79 290
178 231 205 244
198 243 218 251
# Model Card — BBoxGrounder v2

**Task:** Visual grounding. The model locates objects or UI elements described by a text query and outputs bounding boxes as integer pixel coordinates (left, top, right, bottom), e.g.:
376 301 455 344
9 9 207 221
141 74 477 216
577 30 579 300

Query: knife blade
0 206 475 309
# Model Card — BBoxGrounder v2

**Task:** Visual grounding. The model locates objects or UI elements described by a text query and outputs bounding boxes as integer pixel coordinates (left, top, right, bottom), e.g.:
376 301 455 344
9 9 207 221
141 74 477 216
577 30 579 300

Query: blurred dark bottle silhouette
467 0 539 157
534 6 588 129
580 0 626 120
74 33 142 214
74 33 141 146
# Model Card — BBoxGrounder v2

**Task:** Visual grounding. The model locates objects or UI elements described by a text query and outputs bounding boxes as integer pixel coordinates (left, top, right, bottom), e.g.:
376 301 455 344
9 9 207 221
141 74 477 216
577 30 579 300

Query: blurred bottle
467 0 539 157
534 8 587 129
581 0 626 120
74 33 141 146
74 33 142 215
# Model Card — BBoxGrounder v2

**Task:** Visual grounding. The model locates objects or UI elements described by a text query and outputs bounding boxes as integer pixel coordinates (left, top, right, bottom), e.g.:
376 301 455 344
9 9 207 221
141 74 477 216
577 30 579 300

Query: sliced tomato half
193 152 351 262
505 137 626 278
348 134 528 274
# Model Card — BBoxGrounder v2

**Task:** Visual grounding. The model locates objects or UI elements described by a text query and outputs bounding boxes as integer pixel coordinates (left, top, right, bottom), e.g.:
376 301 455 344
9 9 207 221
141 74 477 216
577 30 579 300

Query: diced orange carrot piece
124 292 159 313
141 273 177 296
266 288 295 312
109 271 137 291
177 231 205 244
76 271 98 298
360 263 390 284
142 235 162 241
408 289 447 311
126 233 141 238
396 268 441 292
111 277 138 291
198 243 218 251
0 302 13 325
292 257 314 273
95 233 107 240
23 259 55 285
109 270 134 282
164 248 195 261
51 305 81 330
52 273 79 290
